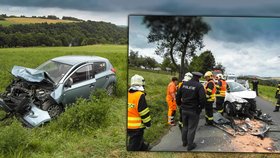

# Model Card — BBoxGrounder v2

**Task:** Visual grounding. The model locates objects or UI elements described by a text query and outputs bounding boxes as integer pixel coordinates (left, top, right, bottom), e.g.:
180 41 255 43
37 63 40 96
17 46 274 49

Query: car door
93 62 107 89
61 64 96 105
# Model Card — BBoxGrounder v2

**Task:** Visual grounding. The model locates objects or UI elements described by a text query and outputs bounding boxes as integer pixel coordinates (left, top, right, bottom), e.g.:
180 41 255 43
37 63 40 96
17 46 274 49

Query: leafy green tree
144 16 210 80
214 62 226 74
189 50 216 74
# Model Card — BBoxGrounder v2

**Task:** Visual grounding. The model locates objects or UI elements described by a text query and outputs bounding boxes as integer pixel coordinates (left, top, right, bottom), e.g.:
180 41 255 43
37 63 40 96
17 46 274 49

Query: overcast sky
1 0 280 76
129 16 280 77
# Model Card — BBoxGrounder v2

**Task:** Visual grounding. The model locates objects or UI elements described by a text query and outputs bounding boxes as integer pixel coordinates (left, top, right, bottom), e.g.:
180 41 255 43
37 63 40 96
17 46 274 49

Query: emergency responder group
127 71 228 151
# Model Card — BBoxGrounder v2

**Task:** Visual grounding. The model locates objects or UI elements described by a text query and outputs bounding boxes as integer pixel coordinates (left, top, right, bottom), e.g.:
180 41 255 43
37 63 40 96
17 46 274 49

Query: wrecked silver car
0 55 116 127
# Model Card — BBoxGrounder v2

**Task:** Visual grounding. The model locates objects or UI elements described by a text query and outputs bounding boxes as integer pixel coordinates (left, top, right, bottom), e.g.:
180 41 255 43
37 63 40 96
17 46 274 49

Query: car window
93 62 106 74
228 82 246 92
37 60 72 83
70 65 92 84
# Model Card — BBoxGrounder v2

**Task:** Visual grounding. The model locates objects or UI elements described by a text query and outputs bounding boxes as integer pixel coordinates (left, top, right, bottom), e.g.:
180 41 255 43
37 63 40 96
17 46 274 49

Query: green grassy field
0 18 75 26
0 45 128 157
249 84 278 104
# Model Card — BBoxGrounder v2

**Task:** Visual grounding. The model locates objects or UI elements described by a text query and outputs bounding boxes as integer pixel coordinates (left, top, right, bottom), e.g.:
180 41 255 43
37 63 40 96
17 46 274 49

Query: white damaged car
224 81 257 118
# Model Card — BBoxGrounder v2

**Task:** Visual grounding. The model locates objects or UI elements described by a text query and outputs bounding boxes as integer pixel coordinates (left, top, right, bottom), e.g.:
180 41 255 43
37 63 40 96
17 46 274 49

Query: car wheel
224 102 235 117
42 101 63 118
106 82 116 96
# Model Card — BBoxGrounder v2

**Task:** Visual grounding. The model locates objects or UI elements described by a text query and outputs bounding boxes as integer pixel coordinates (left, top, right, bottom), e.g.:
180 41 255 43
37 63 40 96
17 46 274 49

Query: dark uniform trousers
216 97 225 114
205 102 214 124
181 109 200 146
127 128 149 151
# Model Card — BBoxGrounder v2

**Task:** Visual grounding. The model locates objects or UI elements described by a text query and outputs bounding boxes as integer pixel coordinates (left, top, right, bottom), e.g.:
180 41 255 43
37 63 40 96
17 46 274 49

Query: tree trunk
179 52 186 81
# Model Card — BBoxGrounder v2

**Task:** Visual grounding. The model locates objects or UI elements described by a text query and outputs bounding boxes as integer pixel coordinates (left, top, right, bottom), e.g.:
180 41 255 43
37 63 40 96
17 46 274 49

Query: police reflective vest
128 91 151 129
205 80 216 102
216 79 227 97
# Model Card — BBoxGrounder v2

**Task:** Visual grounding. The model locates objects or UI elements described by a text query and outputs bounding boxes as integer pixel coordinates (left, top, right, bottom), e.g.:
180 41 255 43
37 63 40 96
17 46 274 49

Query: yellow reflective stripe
205 115 214 120
142 116 151 123
128 117 141 121
128 122 141 127
207 88 212 93
277 88 280 90
139 108 150 116
218 109 224 113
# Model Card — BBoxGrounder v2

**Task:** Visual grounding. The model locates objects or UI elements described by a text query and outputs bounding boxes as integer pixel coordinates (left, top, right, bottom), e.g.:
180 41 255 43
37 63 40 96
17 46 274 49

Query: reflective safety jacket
128 91 151 129
204 79 216 102
216 79 227 97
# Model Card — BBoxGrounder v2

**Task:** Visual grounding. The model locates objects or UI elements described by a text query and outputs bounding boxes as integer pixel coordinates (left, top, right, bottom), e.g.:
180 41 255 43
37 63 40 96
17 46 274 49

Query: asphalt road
151 96 280 152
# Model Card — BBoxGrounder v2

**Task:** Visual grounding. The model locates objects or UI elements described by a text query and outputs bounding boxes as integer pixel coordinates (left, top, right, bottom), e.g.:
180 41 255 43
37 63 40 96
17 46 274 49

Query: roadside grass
0 45 127 157
0 18 75 26
250 84 277 104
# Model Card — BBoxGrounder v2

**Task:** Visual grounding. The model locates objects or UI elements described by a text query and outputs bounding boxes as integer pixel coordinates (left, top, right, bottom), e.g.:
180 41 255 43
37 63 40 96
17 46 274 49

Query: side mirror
65 78 73 88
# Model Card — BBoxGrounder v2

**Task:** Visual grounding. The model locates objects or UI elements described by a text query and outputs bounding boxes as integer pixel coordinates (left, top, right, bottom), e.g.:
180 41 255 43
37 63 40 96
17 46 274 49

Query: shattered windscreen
228 82 247 92
37 60 72 84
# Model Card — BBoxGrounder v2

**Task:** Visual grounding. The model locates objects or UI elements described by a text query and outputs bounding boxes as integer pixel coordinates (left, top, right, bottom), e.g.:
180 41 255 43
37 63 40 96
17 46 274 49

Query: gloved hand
146 126 150 130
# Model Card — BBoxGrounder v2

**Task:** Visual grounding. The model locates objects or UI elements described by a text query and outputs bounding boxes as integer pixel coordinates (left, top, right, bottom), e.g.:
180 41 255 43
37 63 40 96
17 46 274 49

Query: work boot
187 143 197 151
273 106 279 112
182 142 187 147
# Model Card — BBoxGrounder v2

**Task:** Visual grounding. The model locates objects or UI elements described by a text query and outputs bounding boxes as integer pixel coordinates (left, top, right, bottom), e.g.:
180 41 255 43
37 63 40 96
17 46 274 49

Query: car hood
11 65 54 84
230 90 256 99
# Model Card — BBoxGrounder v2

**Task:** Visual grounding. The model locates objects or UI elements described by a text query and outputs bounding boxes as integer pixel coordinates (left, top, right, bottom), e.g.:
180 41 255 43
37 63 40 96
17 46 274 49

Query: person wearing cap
274 83 280 112
166 76 178 126
204 71 216 125
176 72 206 151
177 72 193 131
215 74 228 115
127 74 151 151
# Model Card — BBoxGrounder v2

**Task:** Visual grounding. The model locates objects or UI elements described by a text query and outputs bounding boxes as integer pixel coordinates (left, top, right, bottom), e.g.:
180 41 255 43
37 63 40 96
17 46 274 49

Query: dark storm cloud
3 0 280 15
205 17 280 43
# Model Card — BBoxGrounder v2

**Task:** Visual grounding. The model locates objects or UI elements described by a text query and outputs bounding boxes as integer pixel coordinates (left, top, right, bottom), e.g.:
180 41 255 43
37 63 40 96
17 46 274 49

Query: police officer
274 83 280 112
215 74 228 115
127 74 151 151
177 72 193 131
204 71 216 125
176 72 206 151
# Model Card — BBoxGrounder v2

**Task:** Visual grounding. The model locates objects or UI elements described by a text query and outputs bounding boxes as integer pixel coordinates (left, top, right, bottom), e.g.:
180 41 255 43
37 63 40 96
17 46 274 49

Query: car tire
42 100 63 118
224 102 235 117
106 82 116 96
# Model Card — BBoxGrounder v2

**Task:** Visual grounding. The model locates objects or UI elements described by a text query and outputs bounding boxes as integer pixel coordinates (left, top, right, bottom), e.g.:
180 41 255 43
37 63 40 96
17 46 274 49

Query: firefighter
166 77 178 126
176 72 206 151
274 83 280 112
204 71 216 125
127 74 151 151
215 74 227 115
177 72 193 131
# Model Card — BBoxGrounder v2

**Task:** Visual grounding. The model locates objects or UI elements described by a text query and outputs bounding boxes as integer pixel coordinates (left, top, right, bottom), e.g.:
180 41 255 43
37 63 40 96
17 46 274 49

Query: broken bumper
0 98 51 127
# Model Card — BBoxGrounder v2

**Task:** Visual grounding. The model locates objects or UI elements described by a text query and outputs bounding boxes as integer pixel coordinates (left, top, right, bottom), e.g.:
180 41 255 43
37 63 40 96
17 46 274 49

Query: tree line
0 21 127 47
129 49 225 75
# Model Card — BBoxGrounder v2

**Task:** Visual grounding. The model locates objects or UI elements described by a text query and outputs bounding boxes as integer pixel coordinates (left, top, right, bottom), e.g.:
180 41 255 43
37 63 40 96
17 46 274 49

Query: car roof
51 55 109 65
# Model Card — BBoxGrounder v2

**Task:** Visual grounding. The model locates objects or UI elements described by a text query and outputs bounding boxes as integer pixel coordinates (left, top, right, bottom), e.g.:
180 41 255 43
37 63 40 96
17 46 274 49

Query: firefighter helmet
183 72 193 81
131 74 145 86
204 71 213 77
217 74 224 80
